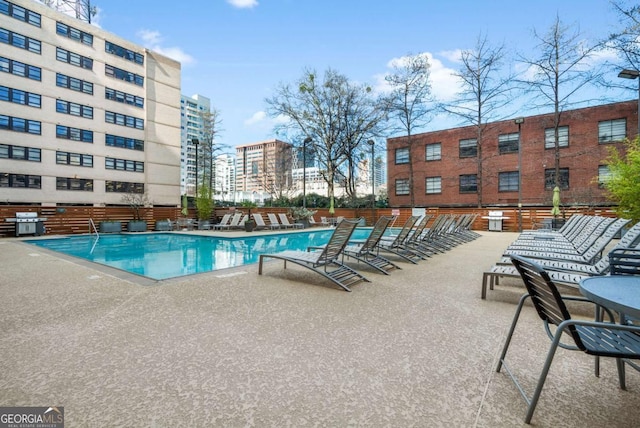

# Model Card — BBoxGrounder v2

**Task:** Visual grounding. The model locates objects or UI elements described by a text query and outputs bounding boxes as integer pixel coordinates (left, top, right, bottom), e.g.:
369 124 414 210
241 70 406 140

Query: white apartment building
180 93 210 197
0 0 182 207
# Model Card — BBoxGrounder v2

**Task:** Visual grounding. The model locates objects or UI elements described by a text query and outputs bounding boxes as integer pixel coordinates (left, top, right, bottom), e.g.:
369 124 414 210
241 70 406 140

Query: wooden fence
0 204 619 238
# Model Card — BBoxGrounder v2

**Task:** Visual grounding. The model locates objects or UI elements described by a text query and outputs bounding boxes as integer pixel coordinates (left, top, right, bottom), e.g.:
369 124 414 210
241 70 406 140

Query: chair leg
497 294 530 372
525 333 562 424
617 358 627 390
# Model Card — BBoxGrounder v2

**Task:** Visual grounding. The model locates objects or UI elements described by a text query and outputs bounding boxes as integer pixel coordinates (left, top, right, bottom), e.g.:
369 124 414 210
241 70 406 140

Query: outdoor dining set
479 213 640 423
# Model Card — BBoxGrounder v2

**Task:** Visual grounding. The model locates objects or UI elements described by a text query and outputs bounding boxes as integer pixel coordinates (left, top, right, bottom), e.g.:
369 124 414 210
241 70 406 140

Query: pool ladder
89 218 100 240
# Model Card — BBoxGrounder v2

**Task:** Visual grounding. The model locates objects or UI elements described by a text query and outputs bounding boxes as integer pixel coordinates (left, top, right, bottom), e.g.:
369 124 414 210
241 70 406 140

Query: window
105 181 144 193
0 1 41 26
105 41 144 65
0 56 41 80
425 177 441 194
105 87 143 108
599 119 626 143
0 86 40 107
0 28 41 53
0 143 40 161
56 151 93 167
0 173 41 188
105 111 144 129
56 177 93 191
544 126 569 149
459 138 477 158
56 21 93 46
598 165 611 188
56 125 93 143
395 179 410 195
56 73 93 94
105 64 144 86
545 168 569 190
56 99 93 119
425 143 441 161
395 147 409 164
56 47 92 70
0 114 40 134
105 157 144 172
105 134 144 151
498 133 519 154
498 171 519 192
459 174 477 193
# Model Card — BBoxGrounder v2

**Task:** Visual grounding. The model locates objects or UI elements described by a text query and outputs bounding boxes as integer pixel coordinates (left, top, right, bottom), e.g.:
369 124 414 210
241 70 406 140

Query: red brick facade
387 100 637 208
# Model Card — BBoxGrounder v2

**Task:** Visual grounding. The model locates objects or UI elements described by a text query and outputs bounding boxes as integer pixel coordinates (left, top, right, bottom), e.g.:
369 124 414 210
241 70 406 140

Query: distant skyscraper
180 94 210 196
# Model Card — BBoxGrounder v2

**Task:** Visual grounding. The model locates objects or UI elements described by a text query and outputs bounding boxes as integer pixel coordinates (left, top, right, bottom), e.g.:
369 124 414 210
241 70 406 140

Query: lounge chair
497 255 640 424
279 213 304 229
377 215 425 263
266 213 282 229
258 218 370 291
253 213 279 230
212 213 232 230
481 220 640 299
309 216 329 227
216 212 242 231
268 213 289 229
342 215 401 274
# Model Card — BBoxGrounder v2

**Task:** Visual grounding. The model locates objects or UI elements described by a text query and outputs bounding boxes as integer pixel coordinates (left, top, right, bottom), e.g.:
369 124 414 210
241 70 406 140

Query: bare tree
441 34 515 207
197 108 224 193
518 16 604 188
609 1 640 71
385 53 433 207
266 68 387 210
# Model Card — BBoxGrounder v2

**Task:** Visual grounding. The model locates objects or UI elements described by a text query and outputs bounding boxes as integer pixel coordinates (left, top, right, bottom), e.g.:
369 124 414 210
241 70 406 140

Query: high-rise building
0 0 182 207
180 94 210 196
235 139 292 204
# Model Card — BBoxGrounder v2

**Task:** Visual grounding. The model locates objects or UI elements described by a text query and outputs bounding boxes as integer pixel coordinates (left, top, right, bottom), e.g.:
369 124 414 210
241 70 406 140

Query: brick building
387 100 637 208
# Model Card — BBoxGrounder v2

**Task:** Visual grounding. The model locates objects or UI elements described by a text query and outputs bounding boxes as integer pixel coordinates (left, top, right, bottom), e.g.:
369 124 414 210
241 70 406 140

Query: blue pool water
25 228 375 280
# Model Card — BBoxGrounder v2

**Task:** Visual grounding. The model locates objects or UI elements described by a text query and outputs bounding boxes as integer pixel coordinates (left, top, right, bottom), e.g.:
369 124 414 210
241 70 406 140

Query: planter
198 220 211 230
127 220 147 232
296 218 310 229
155 220 173 231
244 221 256 232
99 221 122 233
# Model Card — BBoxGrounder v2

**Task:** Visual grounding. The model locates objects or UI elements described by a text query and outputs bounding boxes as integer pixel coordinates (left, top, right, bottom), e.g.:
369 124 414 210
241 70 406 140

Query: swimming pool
25 228 374 280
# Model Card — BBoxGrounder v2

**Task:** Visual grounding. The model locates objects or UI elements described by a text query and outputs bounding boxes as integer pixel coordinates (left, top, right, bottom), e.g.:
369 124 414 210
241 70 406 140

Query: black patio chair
497 254 640 424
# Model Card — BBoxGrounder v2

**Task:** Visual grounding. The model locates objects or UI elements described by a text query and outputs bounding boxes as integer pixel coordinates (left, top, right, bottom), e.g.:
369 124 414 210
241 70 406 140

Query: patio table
579 276 640 323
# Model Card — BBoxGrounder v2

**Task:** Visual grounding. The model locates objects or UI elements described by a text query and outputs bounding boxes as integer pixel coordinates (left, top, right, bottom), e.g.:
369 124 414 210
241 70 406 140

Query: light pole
192 138 199 196
514 117 524 233
618 69 640 138
367 139 375 223
302 137 312 209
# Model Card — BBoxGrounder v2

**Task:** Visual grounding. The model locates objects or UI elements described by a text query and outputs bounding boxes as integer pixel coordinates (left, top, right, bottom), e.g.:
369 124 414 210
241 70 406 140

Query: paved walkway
0 231 638 427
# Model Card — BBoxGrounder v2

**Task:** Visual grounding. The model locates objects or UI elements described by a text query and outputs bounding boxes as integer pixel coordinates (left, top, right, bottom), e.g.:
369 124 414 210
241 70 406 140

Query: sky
85 0 633 153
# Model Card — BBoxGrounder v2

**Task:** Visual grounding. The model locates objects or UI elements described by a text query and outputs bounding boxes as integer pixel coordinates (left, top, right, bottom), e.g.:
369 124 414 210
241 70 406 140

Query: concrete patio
0 230 638 427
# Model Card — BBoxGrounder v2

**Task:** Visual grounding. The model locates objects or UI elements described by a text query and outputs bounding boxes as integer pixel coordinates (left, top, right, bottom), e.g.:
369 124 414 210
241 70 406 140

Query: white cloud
244 111 267 126
244 111 289 128
439 49 464 64
374 52 461 102
137 29 195 65
227 0 258 9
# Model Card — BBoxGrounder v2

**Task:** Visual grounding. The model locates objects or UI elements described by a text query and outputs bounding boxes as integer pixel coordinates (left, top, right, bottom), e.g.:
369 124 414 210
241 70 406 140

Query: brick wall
387 100 637 207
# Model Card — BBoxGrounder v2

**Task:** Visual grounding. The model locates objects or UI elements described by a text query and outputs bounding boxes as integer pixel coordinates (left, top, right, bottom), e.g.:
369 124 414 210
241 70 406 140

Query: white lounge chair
216 212 242 230
253 213 279 230
267 213 284 229
279 213 303 229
